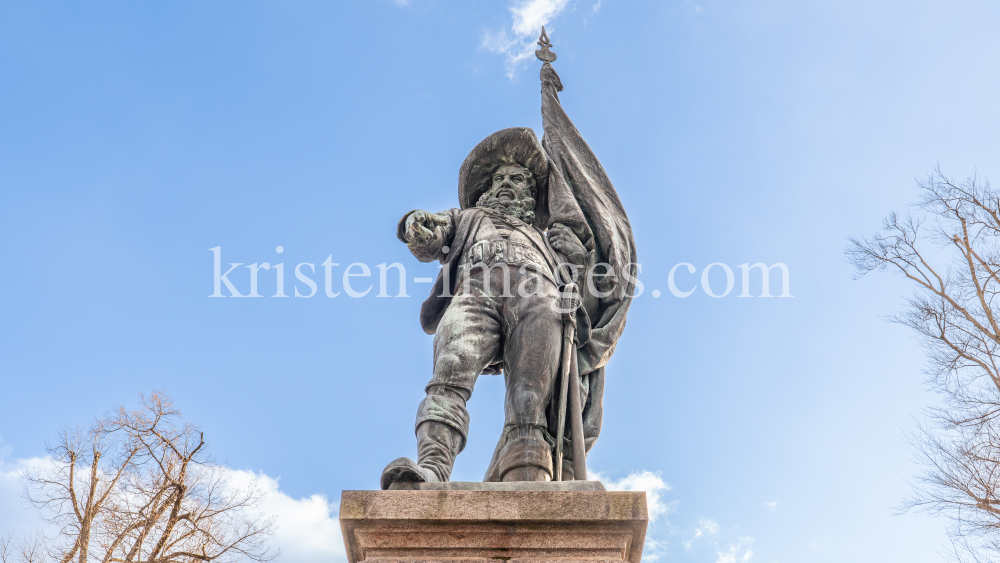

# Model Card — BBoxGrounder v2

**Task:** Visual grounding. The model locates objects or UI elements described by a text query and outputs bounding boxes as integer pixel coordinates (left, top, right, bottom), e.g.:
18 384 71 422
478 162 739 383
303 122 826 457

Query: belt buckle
494 241 505 263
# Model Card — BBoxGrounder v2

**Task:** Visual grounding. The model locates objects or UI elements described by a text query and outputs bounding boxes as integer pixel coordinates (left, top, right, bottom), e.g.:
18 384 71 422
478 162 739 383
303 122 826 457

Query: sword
554 282 587 481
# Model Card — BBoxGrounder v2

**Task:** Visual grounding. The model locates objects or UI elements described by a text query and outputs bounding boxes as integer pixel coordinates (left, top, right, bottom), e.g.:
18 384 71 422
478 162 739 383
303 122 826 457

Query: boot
380 421 464 490
497 435 553 482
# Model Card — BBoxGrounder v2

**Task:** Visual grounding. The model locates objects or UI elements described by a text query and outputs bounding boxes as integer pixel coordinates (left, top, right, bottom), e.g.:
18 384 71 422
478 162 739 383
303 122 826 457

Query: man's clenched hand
404 210 450 244
548 223 588 266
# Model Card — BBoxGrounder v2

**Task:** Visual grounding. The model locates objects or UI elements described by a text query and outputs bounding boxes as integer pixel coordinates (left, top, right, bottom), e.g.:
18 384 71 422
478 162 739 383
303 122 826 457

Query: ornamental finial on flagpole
535 27 557 63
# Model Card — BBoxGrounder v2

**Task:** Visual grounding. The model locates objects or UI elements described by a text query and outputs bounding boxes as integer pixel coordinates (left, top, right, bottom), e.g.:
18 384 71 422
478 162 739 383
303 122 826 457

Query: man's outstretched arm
396 209 457 262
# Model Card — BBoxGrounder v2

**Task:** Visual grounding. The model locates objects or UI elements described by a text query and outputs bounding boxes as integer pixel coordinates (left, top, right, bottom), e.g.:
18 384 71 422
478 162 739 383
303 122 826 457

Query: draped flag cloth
483 63 638 479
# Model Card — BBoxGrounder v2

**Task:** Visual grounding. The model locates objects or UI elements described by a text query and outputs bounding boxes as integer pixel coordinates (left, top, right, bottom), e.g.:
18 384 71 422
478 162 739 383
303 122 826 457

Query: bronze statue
381 29 637 488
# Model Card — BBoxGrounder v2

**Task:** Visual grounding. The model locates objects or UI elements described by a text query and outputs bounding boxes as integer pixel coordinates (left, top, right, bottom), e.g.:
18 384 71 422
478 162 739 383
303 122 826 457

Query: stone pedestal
339 483 648 563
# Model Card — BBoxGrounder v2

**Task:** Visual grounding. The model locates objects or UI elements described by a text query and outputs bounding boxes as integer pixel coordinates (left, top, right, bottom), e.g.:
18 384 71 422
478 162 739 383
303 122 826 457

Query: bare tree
21 392 275 563
848 168 1000 561
1 533 48 563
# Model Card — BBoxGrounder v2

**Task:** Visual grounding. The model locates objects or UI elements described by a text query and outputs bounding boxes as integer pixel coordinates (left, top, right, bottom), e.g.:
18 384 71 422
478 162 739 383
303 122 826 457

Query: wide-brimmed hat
458 127 549 227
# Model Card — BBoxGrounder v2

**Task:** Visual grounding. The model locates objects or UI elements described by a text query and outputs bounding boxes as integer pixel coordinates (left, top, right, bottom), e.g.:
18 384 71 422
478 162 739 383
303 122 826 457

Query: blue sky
3 1 1000 562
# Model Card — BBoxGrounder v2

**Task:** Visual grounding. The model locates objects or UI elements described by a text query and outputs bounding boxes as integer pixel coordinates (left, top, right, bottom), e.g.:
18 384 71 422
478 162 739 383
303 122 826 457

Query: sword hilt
560 282 581 327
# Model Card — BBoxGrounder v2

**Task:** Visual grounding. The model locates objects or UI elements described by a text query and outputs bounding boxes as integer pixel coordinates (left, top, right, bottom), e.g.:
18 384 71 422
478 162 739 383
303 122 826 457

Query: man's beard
477 193 536 224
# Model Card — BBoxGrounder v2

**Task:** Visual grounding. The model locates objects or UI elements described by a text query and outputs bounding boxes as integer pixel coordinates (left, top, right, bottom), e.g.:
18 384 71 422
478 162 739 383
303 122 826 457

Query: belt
461 239 555 281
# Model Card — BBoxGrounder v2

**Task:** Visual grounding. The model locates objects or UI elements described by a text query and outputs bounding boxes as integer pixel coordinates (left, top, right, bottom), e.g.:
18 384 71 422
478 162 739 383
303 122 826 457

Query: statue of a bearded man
381 35 637 488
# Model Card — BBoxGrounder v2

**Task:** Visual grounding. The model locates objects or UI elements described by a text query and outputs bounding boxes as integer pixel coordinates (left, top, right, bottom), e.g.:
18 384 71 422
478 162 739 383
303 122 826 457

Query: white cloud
591 469 675 525
684 518 719 549
510 0 572 36
642 537 666 562
716 537 755 563
684 0 705 14
0 456 51 536
764 500 777 511
482 0 573 79
224 470 346 563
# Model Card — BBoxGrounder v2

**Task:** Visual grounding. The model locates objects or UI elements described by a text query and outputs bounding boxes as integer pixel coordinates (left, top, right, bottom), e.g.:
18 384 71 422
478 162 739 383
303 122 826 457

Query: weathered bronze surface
381 31 637 489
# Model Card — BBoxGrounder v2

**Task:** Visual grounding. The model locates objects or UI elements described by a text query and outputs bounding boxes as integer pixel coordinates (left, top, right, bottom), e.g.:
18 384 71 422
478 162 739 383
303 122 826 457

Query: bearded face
476 163 536 224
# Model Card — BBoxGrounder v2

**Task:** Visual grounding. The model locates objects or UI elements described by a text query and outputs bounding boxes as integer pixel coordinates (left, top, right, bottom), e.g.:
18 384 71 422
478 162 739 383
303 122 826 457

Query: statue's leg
495 274 563 482
381 272 501 490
